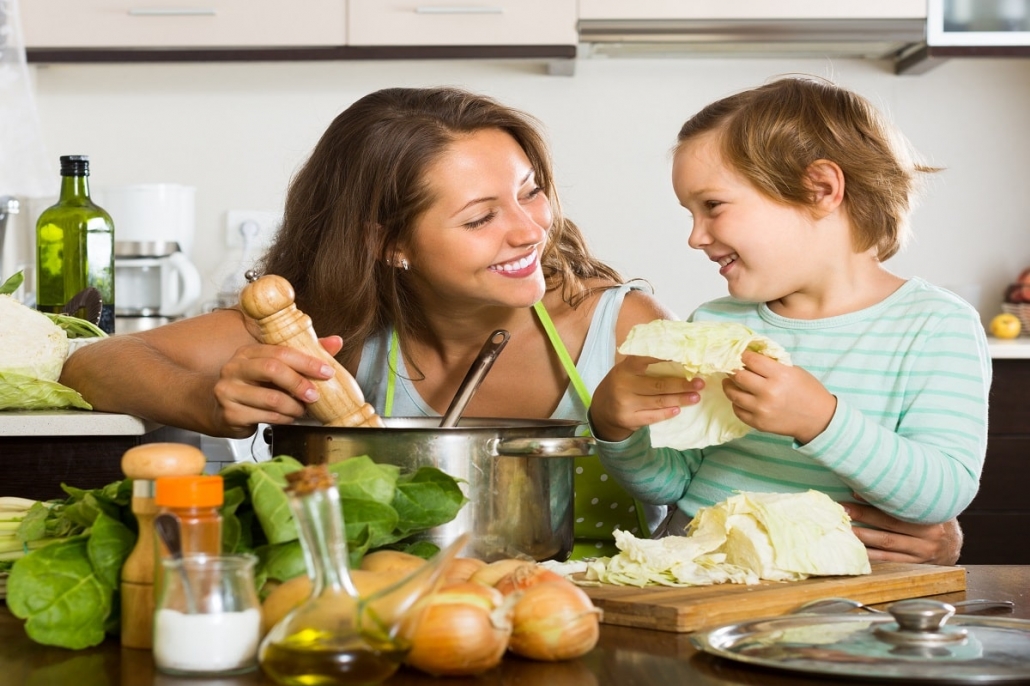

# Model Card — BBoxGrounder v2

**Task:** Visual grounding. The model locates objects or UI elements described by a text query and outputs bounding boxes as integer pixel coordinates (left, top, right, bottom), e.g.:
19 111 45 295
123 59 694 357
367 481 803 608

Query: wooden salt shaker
120 442 206 650
238 272 383 428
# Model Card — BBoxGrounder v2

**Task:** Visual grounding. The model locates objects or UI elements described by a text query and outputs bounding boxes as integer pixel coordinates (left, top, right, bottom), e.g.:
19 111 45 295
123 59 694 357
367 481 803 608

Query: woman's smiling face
401 128 552 311
673 130 819 304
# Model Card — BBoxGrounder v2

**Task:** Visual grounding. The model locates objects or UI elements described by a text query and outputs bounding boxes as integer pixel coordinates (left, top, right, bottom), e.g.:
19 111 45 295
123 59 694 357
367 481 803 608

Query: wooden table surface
1 565 1027 686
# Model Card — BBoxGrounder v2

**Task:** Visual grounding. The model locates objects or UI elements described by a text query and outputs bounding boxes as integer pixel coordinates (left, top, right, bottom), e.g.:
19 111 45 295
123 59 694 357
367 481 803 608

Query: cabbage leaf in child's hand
618 320 791 449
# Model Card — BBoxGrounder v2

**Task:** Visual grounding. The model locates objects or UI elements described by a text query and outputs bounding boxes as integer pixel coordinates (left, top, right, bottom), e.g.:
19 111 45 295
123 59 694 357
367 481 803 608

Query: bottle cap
59 155 90 176
155 475 224 508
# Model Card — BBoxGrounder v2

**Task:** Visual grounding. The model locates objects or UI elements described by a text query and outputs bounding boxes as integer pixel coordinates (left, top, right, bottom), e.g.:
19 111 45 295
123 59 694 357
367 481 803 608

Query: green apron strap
384 328 399 417
532 299 654 542
532 301 592 411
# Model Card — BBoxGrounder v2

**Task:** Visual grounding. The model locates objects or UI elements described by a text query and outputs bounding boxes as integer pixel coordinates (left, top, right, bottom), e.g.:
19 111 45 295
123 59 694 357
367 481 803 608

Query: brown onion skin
494 564 566 596
404 582 514 676
469 558 535 587
508 581 601 661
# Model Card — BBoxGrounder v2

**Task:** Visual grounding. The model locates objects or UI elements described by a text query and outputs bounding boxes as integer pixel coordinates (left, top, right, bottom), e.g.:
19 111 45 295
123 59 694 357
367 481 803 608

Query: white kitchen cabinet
21 0 347 49
348 1 576 47
578 1 926 21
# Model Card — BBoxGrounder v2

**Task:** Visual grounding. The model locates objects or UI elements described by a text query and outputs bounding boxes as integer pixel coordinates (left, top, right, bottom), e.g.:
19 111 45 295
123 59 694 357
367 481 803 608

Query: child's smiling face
672 130 823 305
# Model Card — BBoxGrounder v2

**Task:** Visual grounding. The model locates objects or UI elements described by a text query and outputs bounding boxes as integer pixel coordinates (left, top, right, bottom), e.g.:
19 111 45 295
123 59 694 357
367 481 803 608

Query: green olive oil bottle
35 155 116 333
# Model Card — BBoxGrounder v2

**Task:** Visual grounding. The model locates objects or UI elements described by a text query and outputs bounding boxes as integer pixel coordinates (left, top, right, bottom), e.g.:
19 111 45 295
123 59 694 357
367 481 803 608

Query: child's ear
804 160 845 219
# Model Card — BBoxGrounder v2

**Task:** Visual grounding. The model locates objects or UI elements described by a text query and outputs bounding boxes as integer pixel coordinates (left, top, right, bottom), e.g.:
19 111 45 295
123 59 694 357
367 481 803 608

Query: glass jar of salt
153 553 262 676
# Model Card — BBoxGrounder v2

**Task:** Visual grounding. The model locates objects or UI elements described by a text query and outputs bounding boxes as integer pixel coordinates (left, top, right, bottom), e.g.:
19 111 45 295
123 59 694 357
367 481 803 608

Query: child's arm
590 355 704 505
725 322 989 524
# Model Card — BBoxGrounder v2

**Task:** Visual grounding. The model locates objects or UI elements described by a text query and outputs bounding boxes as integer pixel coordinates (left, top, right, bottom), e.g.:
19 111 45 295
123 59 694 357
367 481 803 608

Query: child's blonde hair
676 76 938 261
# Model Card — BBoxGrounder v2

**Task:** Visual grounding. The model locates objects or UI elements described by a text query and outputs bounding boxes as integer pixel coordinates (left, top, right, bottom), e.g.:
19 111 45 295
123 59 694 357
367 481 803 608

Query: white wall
21 55 1030 323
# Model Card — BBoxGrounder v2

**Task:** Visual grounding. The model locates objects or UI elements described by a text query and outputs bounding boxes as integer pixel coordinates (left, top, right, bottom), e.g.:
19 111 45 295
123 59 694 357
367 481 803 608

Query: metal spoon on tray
439 329 510 428
792 596 1014 615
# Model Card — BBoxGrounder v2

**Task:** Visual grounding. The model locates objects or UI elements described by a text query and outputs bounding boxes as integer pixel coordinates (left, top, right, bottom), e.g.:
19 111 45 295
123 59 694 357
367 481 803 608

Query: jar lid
155 475 224 508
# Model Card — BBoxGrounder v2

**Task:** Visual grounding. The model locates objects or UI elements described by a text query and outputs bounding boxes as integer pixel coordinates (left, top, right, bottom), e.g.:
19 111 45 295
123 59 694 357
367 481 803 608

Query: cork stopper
285 464 336 497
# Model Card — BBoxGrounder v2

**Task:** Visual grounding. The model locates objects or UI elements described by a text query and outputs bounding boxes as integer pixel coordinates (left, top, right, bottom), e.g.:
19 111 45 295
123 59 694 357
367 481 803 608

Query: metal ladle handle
439 329 510 428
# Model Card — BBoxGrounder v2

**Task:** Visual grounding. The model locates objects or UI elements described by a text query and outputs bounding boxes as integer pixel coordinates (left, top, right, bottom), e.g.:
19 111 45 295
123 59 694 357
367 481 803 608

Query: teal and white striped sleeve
593 427 702 506
795 301 990 523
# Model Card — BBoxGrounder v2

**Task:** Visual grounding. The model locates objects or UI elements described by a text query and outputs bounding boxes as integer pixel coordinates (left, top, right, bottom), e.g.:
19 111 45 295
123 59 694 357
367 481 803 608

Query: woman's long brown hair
261 87 622 363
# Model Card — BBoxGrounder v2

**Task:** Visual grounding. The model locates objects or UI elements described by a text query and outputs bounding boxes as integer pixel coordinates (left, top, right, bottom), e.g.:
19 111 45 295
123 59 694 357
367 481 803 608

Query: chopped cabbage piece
618 320 791 449
584 490 870 587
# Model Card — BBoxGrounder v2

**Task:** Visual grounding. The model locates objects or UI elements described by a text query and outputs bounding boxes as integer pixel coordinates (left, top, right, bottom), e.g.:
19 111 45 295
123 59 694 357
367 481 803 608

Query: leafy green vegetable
618 320 792 449
0 371 92 410
0 271 24 296
6 454 466 648
44 312 107 339
7 536 112 650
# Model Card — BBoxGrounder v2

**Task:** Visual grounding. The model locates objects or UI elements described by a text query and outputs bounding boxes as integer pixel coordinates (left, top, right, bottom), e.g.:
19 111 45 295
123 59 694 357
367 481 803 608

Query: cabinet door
349 0 576 46
579 1 926 20
22 0 346 49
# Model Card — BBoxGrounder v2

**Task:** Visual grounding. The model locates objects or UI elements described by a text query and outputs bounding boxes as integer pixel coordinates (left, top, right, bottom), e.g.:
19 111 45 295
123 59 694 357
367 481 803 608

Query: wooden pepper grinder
239 271 383 428
120 442 207 650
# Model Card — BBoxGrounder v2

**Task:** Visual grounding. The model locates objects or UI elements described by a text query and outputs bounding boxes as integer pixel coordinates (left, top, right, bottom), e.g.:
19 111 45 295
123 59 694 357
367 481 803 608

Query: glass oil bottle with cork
258 464 468 686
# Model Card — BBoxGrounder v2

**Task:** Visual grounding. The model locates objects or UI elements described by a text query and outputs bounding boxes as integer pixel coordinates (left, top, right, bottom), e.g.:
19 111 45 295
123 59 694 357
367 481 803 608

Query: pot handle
493 436 596 457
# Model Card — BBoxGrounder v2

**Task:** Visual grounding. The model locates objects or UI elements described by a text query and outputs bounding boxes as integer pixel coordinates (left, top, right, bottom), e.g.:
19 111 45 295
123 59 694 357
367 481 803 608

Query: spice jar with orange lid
154 474 224 558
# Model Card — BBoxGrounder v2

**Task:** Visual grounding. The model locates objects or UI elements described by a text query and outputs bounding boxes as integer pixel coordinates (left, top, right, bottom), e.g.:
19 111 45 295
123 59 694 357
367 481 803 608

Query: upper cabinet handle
414 6 504 14
127 8 217 16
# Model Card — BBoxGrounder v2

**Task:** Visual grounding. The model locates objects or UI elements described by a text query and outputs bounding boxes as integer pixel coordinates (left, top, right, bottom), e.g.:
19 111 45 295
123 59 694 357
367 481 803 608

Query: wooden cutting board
578 562 967 633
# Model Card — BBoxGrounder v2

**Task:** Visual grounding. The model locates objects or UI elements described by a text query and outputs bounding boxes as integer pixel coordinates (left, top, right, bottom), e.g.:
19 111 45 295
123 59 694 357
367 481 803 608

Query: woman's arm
59 309 336 437
843 502 963 565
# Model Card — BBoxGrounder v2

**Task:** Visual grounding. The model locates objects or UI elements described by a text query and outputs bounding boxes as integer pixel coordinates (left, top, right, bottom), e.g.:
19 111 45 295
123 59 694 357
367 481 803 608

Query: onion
359 549 426 575
444 556 487 584
469 558 535 587
508 580 601 661
404 582 516 676
495 564 566 596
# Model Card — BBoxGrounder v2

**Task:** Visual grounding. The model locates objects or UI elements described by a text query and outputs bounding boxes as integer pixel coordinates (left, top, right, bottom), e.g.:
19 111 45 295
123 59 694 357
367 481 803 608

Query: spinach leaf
7 537 112 649
256 540 307 585
329 456 399 505
86 512 135 590
341 499 400 554
392 467 467 535
246 456 303 544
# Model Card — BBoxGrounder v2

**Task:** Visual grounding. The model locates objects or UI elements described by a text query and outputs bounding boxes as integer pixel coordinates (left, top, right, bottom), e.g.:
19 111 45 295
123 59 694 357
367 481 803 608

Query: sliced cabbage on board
618 320 791 449
0 294 91 410
582 490 870 587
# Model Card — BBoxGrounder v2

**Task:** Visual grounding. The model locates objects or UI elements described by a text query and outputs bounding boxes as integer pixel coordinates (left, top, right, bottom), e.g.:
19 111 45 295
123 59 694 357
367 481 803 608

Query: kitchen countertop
987 336 1030 359
0 409 159 436
0 565 1026 685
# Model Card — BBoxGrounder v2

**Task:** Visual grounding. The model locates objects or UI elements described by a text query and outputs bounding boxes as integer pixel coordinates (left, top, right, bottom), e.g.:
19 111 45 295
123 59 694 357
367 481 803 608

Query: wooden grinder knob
120 442 207 650
239 274 383 428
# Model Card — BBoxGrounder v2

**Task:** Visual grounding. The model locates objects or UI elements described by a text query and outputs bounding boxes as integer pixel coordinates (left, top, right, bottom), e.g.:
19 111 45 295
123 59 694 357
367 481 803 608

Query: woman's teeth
718 254 737 268
491 251 536 273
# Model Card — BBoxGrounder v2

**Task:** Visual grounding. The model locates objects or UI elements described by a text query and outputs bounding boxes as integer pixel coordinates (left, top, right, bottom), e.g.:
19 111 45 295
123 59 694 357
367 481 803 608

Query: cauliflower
0 294 70 381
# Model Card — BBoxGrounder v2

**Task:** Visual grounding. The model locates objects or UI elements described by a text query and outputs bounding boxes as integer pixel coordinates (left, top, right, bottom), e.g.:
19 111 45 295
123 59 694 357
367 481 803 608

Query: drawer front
989 359 1030 435
22 0 346 48
348 1 576 46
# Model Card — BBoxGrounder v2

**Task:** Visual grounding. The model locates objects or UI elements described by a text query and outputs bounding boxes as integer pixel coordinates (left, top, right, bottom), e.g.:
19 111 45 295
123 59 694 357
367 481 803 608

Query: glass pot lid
691 599 1030 683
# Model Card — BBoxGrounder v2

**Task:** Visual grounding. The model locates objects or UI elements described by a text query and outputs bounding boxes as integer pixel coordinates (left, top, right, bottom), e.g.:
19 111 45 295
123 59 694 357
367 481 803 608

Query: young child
589 76 991 537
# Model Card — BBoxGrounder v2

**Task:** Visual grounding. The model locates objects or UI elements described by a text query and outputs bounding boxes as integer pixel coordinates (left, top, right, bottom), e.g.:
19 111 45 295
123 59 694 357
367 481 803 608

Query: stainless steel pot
267 417 593 562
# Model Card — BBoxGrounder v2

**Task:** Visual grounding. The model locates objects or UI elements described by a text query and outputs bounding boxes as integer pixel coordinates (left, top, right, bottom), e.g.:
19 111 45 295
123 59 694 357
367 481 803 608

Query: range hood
576 0 1030 74
577 17 926 61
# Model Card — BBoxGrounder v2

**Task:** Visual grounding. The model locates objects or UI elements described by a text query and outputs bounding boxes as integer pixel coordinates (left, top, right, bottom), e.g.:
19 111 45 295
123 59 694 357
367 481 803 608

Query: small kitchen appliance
96 184 202 333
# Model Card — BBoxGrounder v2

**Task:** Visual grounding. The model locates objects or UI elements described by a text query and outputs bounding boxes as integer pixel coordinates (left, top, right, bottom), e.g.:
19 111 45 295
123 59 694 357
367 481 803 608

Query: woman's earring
399 258 410 271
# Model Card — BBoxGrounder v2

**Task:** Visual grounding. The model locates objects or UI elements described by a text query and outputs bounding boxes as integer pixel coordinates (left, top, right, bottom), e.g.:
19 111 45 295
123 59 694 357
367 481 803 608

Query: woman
60 86 961 563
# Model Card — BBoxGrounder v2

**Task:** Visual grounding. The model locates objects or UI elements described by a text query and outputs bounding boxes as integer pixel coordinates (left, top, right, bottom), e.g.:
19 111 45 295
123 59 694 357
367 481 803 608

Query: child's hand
723 350 837 444
590 355 704 442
